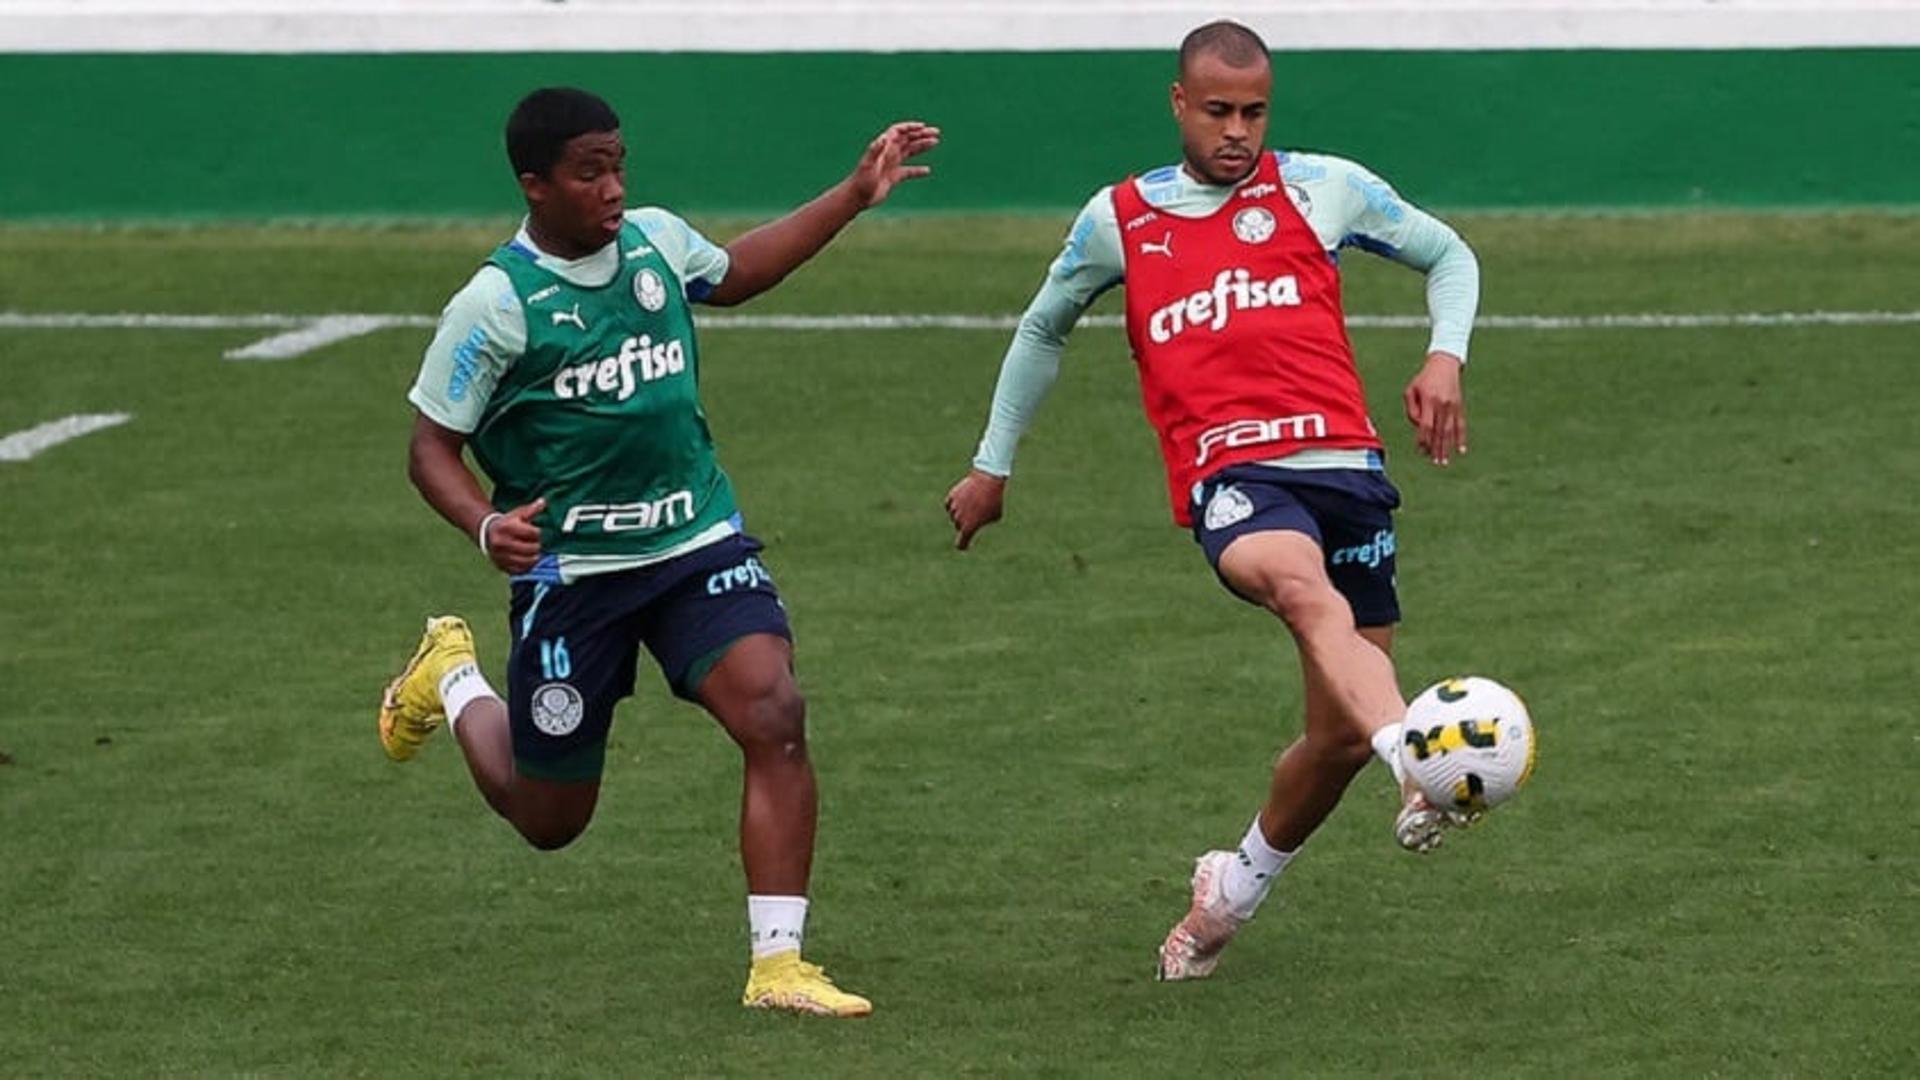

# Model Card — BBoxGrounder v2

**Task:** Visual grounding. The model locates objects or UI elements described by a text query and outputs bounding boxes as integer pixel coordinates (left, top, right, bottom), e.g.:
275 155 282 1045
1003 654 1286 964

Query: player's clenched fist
479 497 546 574
944 469 1006 551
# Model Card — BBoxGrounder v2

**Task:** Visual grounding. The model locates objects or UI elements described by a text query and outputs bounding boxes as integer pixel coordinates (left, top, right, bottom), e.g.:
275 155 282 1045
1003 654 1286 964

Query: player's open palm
1404 352 1467 466
849 121 941 208
945 469 1006 550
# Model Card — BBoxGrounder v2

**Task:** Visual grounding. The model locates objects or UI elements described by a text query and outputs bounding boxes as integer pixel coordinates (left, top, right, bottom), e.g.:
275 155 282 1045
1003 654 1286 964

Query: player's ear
517 171 547 207
1170 80 1186 121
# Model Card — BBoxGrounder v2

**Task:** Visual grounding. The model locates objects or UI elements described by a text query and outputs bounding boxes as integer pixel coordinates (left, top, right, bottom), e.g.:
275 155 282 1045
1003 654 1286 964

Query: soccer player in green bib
376 88 938 1018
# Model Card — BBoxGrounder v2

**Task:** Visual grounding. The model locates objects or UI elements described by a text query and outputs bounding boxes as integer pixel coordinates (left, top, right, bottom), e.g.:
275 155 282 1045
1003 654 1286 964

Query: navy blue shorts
504 533 791 782
1189 464 1403 627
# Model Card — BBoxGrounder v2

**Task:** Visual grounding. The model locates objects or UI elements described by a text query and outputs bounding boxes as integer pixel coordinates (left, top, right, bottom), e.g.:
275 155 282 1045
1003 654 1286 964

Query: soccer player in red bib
945 21 1483 981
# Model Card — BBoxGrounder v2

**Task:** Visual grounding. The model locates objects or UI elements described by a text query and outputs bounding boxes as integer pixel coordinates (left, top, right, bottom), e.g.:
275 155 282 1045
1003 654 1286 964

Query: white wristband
475 511 505 556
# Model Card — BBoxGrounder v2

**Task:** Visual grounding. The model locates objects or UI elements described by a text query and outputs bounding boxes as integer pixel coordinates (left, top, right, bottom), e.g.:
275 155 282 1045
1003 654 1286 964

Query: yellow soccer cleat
741 953 873 1018
377 615 477 762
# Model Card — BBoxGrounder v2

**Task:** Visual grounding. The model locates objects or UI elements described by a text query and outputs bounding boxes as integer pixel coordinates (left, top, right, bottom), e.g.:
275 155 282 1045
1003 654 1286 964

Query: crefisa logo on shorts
1330 529 1397 570
530 681 585 736
1204 484 1255 531
634 268 667 312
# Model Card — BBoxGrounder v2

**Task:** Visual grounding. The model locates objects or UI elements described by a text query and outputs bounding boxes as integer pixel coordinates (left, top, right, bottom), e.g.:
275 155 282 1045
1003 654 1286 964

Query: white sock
1370 721 1406 784
748 894 808 960
438 661 500 732
1220 818 1298 919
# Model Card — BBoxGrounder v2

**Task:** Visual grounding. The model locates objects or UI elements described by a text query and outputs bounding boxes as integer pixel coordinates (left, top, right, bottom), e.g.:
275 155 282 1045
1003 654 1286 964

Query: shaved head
1169 20 1273 184
1178 20 1270 80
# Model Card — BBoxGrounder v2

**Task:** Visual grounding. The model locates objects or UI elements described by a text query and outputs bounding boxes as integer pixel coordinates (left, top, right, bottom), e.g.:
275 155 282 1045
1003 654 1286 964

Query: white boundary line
222 315 406 360
2 309 1917 360
0 412 134 462
7 2 1920 52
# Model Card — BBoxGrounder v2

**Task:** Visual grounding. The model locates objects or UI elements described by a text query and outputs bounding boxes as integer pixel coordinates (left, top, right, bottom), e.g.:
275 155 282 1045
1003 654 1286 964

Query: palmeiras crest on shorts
1286 183 1312 217
530 682 585 736
1204 484 1255 531
1232 206 1277 245
634 268 668 312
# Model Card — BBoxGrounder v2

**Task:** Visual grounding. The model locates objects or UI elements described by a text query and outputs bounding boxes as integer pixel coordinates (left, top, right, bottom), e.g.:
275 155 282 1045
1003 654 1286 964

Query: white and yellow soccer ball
1401 677 1536 818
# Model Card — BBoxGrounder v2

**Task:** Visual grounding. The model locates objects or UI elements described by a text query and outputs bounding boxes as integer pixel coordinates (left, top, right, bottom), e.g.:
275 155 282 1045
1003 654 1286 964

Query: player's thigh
636 537 798 742
696 634 806 750
1192 470 1335 610
506 577 642 785
1217 529 1338 604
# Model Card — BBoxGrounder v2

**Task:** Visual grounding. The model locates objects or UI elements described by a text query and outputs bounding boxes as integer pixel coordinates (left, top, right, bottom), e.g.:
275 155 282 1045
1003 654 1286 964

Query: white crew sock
438 661 500 732
748 895 809 960
1370 721 1407 785
1219 818 1299 919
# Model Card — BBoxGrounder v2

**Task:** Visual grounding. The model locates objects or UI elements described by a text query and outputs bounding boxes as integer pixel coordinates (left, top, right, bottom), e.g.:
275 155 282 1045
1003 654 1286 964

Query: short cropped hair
1178 20 1270 76
505 87 621 177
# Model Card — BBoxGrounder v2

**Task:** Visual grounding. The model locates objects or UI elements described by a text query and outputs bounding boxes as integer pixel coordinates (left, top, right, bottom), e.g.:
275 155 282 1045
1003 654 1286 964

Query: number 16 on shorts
540 637 572 680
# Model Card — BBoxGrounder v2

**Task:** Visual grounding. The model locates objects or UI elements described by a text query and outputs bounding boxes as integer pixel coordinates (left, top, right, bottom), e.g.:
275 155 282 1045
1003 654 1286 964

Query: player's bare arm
406 413 545 574
944 468 1007 550
1404 350 1467 466
705 121 940 306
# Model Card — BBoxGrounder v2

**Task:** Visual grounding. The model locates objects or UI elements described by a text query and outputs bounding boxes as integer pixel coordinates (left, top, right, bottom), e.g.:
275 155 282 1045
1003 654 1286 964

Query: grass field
2 213 1917 1076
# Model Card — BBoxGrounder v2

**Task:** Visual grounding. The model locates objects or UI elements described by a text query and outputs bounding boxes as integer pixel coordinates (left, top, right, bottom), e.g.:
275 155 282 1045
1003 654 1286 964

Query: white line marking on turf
222 315 411 360
0 412 133 462
0 312 352 329
0 309 1915 360
701 311 1920 331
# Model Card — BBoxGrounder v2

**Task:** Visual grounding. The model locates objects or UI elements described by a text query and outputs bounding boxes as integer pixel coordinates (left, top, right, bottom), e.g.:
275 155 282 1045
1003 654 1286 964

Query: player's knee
511 800 595 851
520 820 589 851
732 681 808 757
1306 724 1375 772
1255 573 1344 632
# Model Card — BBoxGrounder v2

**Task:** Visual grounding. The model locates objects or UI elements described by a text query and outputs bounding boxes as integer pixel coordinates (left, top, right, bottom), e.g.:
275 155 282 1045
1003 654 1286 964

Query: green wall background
2 49 1914 218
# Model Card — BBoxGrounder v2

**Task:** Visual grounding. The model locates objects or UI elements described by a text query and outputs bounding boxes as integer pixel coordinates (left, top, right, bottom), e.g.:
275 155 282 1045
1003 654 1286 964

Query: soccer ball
1400 677 1536 817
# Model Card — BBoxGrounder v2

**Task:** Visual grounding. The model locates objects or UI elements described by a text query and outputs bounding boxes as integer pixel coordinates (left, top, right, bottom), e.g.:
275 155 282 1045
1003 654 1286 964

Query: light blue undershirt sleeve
407 265 527 433
1320 155 1481 362
971 190 1125 476
626 207 731 303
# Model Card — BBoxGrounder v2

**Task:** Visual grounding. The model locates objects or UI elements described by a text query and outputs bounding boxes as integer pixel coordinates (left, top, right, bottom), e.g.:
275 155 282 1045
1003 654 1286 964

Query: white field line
700 310 1920 331
11 2 1920 53
0 309 1916 360
0 412 133 462
223 314 409 360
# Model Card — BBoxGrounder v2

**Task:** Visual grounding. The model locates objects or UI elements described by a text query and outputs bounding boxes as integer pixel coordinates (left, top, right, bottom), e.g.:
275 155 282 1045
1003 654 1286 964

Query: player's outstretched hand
849 121 941 209
483 497 547 575
1404 352 1468 466
944 469 1006 551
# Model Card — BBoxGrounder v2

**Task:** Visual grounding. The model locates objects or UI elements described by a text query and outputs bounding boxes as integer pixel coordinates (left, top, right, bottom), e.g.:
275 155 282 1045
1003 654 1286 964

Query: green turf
1 214 1916 1076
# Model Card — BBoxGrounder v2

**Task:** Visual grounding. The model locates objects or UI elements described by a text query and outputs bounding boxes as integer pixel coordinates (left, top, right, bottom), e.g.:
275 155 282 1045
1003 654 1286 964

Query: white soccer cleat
1156 850 1248 982
1394 790 1482 854
1394 792 1450 853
